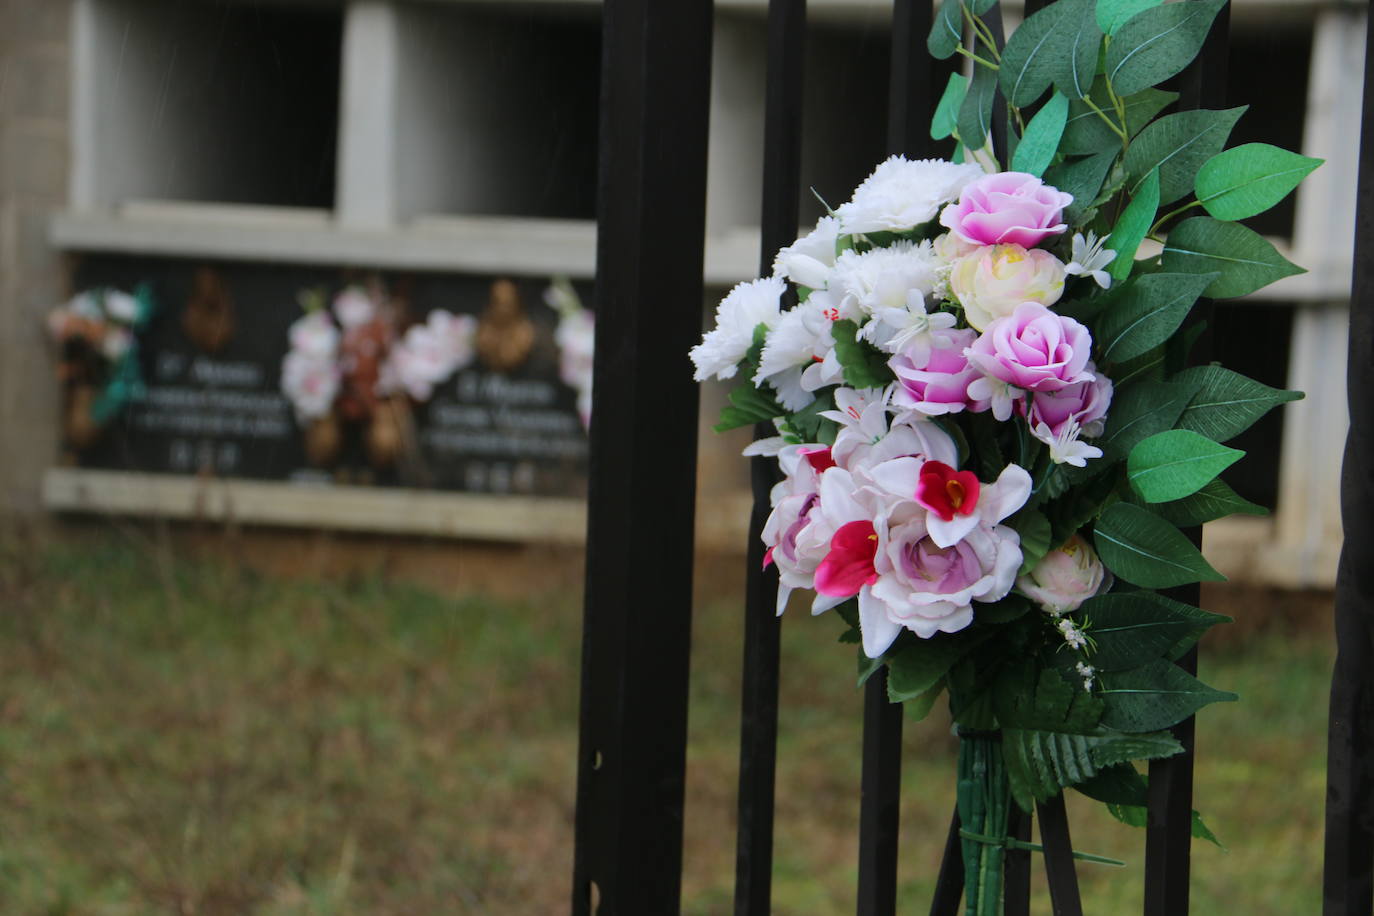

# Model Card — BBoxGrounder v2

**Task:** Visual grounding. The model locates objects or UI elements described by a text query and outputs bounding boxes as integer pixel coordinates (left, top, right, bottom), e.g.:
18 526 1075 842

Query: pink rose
966 302 1095 393
1024 368 1113 439
889 329 987 416
1016 534 1108 615
940 172 1074 248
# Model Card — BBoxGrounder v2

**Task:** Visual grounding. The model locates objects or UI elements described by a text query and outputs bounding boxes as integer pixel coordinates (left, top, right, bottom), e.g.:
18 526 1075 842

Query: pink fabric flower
1016 534 1108 615
1024 368 1113 439
889 328 987 416
966 302 1095 393
939 172 1074 248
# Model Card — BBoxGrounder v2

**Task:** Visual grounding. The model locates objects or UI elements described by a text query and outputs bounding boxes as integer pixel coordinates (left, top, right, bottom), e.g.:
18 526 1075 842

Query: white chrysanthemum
690 276 785 382
773 216 841 290
830 241 944 321
835 156 985 235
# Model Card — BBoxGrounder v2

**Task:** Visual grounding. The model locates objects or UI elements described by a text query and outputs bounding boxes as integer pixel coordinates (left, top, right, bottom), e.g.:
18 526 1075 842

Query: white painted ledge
43 467 589 543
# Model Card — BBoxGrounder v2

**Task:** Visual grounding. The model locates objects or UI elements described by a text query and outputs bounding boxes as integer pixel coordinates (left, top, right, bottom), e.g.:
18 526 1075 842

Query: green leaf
1098 658 1237 732
1004 729 1180 807
714 380 784 432
1105 167 1160 282
1124 107 1246 205
929 0 966 60
1195 143 1323 221
1053 0 1103 100
1100 379 1198 459
1127 429 1244 503
830 319 893 389
1171 364 1305 442
958 60 999 151
932 72 970 140
1151 476 1268 527
1007 509 1054 576
1112 589 1231 660
977 593 1034 624
1075 762 1149 805
1012 92 1070 177
1045 150 1118 227
995 664 1105 733
1095 272 1214 364
1079 592 1221 672
1093 502 1225 588
887 630 989 700
1162 216 1304 298
903 679 946 721
999 0 1070 107
1097 0 1165 35
1063 87 1177 156
1104 0 1227 97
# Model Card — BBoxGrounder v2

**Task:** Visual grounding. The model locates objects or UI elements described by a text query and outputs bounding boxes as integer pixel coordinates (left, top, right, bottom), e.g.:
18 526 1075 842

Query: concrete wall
0 0 69 513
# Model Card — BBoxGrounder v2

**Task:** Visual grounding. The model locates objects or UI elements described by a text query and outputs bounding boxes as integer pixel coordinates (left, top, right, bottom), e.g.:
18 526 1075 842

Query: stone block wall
0 0 69 513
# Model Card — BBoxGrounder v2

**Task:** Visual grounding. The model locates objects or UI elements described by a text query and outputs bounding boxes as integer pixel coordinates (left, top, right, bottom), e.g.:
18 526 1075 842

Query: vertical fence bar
928 807 964 916
570 1 714 913
735 2 807 914
1004 805 1033 916
1324 11 1374 915
1037 795 1085 916
1140 8 1228 916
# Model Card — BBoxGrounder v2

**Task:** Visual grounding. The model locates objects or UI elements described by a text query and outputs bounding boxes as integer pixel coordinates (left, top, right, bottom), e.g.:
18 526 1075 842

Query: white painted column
1270 8 1365 587
336 1 400 229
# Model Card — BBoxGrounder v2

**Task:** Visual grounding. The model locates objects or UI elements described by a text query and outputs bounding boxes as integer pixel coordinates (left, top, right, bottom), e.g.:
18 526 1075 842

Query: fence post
570 2 714 913
1324 11 1374 916
735 2 807 914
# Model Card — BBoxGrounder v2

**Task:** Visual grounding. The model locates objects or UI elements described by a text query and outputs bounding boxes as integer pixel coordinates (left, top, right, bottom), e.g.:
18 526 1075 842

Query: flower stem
955 45 999 70
1149 199 1202 236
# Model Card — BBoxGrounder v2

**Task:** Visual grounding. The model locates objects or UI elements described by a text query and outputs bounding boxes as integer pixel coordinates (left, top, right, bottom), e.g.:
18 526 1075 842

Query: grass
0 528 1333 914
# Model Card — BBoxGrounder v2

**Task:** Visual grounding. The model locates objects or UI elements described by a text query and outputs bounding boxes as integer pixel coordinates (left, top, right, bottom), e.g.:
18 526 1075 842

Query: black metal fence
572 1 1371 913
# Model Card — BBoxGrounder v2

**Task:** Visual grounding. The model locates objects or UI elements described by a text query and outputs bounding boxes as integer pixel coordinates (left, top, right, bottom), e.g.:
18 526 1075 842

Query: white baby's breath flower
835 156 985 235
1074 660 1097 691
1058 618 1088 650
689 276 785 382
1065 232 1117 289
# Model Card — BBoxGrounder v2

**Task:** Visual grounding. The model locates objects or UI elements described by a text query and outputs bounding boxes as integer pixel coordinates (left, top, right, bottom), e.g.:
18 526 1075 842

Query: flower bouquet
48 284 155 449
690 0 1315 909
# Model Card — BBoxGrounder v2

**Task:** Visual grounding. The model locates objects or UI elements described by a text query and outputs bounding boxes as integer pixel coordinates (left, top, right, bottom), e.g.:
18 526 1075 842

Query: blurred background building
0 0 1359 588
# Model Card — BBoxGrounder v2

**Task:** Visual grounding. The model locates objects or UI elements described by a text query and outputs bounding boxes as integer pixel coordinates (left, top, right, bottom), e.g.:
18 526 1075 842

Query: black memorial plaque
68 255 591 499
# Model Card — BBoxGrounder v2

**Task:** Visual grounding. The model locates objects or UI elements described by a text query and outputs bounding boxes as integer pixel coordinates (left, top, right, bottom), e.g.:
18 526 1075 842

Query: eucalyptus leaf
1095 272 1214 364
1170 364 1304 442
1104 0 1227 97
1045 150 1117 227
1124 107 1246 205
1093 502 1225 588
1162 217 1304 298
1195 142 1324 221
932 72 970 141
928 0 965 60
1079 593 1212 672
1127 429 1244 503
1105 167 1160 282
1100 379 1198 459
1012 93 1070 177
1063 87 1177 156
1097 0 1165 35
958 61 999 151
1098 657 1237 732
1151 476 1268 527
999 0 1070 107
1053 0 1102 100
